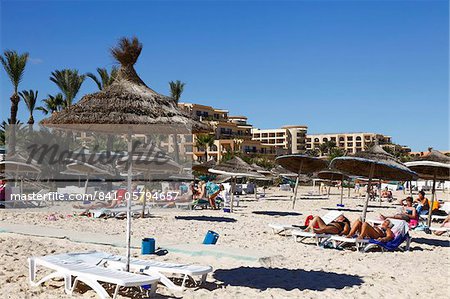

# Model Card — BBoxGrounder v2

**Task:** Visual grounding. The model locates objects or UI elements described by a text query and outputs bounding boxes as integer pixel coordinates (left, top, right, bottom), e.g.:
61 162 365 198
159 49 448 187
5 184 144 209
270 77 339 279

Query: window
210 144 218 151
314 138 320 142
323 138 328 142
306 138 312 142
331 137 336 141
347 136 353 141
356 136 362 141
339 137 344 142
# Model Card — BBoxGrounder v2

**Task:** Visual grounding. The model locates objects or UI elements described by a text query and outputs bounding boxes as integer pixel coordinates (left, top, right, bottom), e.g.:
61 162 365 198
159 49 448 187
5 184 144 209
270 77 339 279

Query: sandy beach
0 186 448 298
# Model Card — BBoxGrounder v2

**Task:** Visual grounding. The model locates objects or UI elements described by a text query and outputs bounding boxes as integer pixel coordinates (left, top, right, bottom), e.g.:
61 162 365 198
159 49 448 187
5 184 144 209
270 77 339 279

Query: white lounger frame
28 256 159 298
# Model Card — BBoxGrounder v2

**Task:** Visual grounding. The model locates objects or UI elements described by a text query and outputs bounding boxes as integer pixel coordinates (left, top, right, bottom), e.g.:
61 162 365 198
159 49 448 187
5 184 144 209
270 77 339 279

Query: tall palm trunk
9 92 20 154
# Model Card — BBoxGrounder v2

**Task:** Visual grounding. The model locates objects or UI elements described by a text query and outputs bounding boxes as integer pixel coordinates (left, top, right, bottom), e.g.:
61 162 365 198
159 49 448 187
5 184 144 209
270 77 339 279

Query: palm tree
19 89 38 124
0 50 29 125
86 67 118 90
169 80 185 103
36 93 65 115
50 69 85 107
195 134 215 162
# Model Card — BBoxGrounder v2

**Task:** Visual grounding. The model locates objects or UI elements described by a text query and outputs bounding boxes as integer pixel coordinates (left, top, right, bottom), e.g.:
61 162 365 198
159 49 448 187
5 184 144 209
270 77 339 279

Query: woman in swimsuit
380 197 417 223
304 215 351 235
347 219 395 241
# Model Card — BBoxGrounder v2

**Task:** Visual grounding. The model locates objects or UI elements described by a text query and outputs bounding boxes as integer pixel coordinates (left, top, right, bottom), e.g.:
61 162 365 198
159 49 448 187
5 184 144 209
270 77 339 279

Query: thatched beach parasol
317 169 350 207
42 37 207 271
192 160 216 174
209 157 263 212
405 149 450 226
331 143 417 221
275 154 328 209
64 158 112 194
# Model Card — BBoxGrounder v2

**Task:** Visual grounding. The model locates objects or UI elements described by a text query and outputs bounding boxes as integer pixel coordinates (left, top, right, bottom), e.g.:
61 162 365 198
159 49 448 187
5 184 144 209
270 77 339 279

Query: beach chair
47 251 213 290
28 254 159 299
328 219 412 252
290 211 343 245
269 210 342 236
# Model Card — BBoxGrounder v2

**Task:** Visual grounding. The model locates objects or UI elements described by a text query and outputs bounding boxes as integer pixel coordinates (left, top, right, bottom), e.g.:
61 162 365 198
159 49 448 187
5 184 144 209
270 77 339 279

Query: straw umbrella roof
251 163 272 175
405 149 450 180
330 143 417 181
192 160 216 174
64 158 112 176
116 143 182 174
317 169 350 181
209 157 263 178
275 154 328 174
41 37 209 134
271 165 298 177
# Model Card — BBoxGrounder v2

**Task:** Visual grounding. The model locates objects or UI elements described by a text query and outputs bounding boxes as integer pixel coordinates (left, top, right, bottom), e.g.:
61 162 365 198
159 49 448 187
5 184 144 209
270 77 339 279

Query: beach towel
369 233 409 251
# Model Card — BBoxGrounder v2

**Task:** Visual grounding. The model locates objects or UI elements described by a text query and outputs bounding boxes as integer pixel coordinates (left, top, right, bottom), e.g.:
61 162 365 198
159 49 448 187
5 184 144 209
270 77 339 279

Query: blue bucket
141 238 155 255
203 230 219 245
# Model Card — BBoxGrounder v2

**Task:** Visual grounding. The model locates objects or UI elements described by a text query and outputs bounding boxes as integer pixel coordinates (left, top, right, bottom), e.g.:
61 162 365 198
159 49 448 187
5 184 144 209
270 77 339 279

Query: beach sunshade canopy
192 160 216 174
40 37 208 273
1 155 41 174
330 143 417 220
317 170 350 181
271 165 298 178
275 154 328 174
209 157 263 212
65 159 112 176
405 149 450 181
275 154 328 209
251 163 272 175
209 157 263 178
405 149 450 226
330 144 417 181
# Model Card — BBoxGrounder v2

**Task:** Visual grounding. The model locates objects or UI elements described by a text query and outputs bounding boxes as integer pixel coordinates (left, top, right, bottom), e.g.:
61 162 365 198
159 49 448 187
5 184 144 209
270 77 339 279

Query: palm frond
0 50 29 91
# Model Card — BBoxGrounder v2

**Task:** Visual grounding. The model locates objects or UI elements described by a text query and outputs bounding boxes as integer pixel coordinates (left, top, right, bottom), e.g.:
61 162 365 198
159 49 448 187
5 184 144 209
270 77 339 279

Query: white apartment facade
251 125 308 154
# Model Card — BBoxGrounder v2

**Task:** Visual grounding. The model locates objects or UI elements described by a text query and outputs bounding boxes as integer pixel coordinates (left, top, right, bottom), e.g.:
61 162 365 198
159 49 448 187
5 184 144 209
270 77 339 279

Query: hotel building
305 132 405 154
251 125 308 155
178 103 275 162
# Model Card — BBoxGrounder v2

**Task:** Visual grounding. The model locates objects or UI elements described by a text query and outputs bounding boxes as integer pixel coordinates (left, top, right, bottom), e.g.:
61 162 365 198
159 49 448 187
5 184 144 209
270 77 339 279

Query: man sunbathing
347 219 395 242
303 215 351 235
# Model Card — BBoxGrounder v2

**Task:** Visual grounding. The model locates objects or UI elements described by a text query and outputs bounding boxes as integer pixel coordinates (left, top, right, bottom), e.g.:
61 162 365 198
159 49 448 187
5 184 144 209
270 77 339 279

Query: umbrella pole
362 164 375 222
126 133 132 272
84 174 90 195
427 172 437 227
340 178 344 206
379 179 382 206
292 161 303 209
409 181 413 198
230 176 235 212
254 181 257 200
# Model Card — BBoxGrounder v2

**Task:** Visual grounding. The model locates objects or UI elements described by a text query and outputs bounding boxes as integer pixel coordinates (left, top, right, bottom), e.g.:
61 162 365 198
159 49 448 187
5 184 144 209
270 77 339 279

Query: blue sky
1 0 448 151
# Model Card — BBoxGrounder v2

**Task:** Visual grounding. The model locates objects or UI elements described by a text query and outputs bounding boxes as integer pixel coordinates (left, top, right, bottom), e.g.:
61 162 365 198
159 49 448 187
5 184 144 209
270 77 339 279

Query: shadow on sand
412 237 449 248
174 216 237 223
213 267 363 291
252 211 302 217
321 207 372 213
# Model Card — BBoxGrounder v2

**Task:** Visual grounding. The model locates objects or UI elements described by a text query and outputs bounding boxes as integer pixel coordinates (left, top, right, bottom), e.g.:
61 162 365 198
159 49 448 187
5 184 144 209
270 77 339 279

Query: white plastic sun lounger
291 211 344 245
76 205 146 218
328 219 411 252
28 254 159 299
292 230 333 246
269 210 342 236
53 251 212 290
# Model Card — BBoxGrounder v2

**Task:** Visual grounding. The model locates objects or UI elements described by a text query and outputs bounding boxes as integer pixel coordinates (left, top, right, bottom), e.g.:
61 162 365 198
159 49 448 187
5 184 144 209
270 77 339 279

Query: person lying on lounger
347 219 395 242
434 215 450 236
303 215 351 235
380 197 417 223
